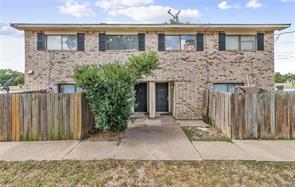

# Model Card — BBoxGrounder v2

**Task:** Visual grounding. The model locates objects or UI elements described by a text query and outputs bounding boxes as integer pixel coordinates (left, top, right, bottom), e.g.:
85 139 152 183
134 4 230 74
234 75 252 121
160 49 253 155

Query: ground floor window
213 83 244 93
58 84 83 93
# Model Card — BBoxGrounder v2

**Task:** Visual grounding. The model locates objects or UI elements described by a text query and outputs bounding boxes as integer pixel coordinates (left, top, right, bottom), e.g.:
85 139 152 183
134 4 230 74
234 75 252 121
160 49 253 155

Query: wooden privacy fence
203 91 295 139
0 93 94 141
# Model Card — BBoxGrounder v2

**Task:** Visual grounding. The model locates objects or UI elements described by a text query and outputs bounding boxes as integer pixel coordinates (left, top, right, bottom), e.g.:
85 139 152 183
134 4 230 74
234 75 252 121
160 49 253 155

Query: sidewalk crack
62 141 80 160
232 141 256 161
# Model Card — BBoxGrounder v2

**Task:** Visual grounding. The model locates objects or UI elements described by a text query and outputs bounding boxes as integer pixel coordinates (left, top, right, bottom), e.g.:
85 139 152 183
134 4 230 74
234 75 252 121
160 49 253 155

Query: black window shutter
99 33 106 51
138 33 145 51
219 32 225 51
37 32 45 50
158 33 165 51
196 33 204 51
77 33 85 51
257 32 264 50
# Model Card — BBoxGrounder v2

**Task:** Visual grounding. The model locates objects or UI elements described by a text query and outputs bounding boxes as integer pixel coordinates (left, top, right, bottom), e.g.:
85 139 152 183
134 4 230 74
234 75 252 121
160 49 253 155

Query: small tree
74 51 159 132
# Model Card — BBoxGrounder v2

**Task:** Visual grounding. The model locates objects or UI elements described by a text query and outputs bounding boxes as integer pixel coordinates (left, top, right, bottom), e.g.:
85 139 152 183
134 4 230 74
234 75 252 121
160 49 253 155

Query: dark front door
156 83 169 112
134 83 147 112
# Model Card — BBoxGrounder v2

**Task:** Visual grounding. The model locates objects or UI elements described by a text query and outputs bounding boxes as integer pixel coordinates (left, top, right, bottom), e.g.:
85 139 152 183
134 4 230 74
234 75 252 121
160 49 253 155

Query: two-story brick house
11 23 290 119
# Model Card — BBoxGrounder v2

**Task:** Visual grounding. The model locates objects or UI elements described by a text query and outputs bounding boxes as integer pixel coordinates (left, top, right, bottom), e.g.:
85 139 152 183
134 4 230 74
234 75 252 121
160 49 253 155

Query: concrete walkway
0 116 294 161
114 115 201 160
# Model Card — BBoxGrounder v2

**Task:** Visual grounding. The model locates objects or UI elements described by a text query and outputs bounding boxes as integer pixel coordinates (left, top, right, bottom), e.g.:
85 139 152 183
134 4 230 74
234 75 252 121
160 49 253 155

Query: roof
10 23 290 32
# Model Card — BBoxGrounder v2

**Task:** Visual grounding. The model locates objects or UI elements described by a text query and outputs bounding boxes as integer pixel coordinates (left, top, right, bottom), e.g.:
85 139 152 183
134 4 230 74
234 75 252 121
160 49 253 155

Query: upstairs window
166 36 180 50
107 35 138 50
46 35 77 50
225 36 239 50
165 35 196 50
241 36 256 50
225 35 256 50
213 83 244 93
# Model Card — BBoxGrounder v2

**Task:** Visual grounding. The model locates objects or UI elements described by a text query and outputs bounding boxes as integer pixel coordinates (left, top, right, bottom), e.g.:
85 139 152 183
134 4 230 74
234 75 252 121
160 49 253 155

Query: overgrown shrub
74 51 159 132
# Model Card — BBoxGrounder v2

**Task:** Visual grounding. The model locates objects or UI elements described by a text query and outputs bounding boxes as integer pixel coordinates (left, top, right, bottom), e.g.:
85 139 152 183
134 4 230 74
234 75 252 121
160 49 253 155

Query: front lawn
0 160 294 186
181 126 232 142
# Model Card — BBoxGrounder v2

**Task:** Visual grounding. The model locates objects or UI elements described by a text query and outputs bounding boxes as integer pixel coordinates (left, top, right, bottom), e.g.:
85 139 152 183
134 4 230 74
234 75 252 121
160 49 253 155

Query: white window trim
106 35 138 51
165 35 196 51
46 35 78 51
225 35 257 51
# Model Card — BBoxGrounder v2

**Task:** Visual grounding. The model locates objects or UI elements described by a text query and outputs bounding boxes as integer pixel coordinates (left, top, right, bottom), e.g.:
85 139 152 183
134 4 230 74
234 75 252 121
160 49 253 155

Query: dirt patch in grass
181 126 232 142
83 129 124 141
0 160 294 186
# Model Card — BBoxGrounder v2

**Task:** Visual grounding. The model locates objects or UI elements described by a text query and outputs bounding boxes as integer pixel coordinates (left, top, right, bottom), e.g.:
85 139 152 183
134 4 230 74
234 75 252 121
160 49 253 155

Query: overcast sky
0 0 294 73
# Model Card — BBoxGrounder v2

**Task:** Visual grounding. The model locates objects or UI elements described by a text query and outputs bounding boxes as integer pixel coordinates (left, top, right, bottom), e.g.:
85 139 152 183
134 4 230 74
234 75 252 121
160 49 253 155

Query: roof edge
10 23 291 31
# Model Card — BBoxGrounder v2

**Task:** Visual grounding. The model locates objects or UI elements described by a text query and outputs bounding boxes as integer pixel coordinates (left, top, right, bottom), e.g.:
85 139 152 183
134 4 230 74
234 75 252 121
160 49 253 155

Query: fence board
40 94 47 140
24 94 32 140
288 94 295 138
203 91 295 139
0 95 4 141
0 93 93 141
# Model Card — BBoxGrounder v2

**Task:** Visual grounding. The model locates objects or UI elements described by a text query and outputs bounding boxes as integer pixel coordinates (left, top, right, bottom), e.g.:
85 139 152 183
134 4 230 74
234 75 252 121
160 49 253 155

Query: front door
156 83 169 112
134 83 147 112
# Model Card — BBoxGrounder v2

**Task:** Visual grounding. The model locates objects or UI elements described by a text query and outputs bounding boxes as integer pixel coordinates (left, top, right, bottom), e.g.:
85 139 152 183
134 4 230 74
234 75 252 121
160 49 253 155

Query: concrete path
115 116 201 160
0 141 78 161
0 140 295 161
0 116 294 161
192 141 254 160
233 140 295 161
65 141 118 160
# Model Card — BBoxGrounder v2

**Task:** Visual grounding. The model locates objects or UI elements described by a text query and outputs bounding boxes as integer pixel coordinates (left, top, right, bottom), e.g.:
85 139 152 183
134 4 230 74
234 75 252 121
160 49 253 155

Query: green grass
181 126 232 142
0 160 294 186
83 130 123 141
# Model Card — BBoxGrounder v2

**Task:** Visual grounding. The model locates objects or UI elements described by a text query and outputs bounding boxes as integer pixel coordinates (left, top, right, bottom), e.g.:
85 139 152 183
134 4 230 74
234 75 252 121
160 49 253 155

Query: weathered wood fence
0 93 94 141
203 91 295 139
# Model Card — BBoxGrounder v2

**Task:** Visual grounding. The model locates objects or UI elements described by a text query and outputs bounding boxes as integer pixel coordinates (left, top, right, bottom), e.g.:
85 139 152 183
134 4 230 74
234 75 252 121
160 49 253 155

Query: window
166 36 180 50
225 35 256 50
165 35 196 50
47 35 77 50
59 84 83 93
241 36 256 50
107 35 138 50
225 36 239 50
213 83 244 93
181 36 196 50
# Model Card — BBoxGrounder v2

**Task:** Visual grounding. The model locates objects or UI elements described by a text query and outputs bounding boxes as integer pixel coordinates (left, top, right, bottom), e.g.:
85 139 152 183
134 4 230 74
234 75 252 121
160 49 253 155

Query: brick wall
24 31 274 119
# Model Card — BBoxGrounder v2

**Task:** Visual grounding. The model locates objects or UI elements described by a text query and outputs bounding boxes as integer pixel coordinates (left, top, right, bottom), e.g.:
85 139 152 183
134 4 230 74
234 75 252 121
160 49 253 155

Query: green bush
74 51 159 132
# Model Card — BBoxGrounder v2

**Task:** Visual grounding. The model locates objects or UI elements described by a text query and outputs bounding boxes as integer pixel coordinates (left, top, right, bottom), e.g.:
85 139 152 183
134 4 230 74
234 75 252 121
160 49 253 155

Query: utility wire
275 31 295 42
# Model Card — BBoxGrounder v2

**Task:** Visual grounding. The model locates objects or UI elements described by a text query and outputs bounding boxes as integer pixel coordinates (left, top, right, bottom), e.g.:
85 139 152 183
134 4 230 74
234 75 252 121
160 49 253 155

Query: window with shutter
37 33 45 50
138 33 145 51
257 32 264 50
158 33 165 51
99 33 106 51
219 32 226 51
77 33 85 51
196 33 204 51
46 35 77 50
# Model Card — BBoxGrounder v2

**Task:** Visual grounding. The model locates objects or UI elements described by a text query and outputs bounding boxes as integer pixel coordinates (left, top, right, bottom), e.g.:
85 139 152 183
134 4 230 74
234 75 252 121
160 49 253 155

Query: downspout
48 51 54 92
205 28 209 89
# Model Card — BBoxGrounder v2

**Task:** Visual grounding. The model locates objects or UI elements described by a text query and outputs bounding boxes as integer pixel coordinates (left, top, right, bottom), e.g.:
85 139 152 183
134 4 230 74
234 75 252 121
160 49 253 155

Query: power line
275 31 295 42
